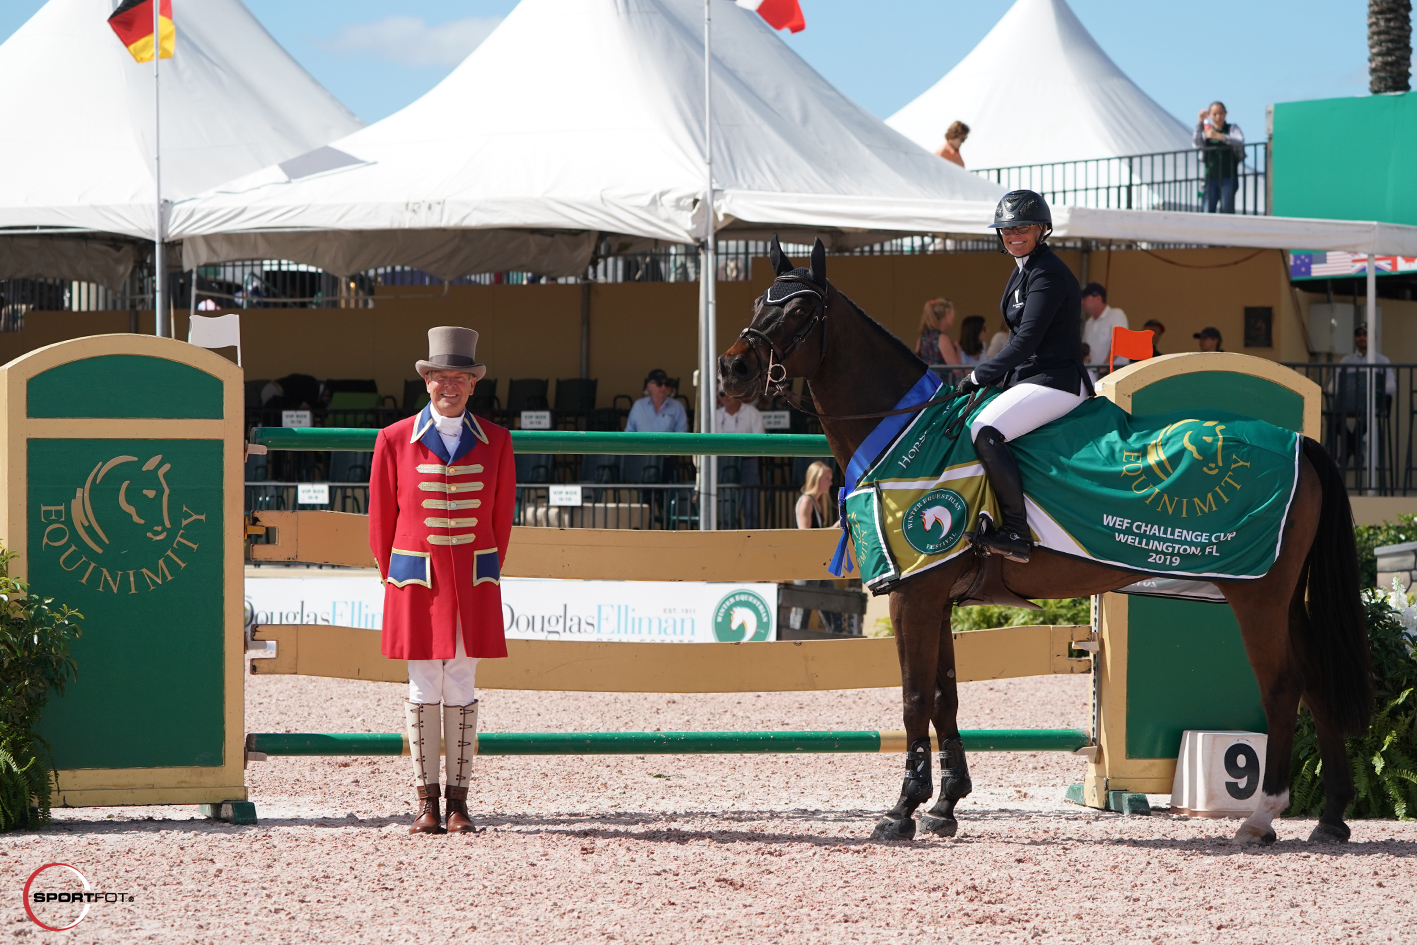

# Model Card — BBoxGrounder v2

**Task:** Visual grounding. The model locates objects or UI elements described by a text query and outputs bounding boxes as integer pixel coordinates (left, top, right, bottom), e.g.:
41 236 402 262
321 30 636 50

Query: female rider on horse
954 190 1092 564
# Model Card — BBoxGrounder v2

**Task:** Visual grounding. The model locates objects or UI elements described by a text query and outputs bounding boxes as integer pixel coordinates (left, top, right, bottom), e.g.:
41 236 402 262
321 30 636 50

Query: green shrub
950 597 1090 632
1354 513 1417 589
0 548 82 830
1288 589 1417 820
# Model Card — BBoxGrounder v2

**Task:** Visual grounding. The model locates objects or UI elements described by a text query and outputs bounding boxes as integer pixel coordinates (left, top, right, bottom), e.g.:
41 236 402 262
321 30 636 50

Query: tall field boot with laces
405 701 445 834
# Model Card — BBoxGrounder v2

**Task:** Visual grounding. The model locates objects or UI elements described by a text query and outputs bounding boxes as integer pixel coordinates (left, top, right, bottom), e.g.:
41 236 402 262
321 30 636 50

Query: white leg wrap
1240 790 1289 836
404 700 442 788
443 700 480 789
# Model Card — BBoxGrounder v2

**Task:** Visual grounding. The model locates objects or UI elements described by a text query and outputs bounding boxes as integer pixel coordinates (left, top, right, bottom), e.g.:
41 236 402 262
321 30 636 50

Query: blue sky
1 0 1396 145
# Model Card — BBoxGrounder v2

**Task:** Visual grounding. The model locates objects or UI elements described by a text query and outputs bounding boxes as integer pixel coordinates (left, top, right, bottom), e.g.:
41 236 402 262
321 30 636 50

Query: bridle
736 273 985 429
736 275 830 403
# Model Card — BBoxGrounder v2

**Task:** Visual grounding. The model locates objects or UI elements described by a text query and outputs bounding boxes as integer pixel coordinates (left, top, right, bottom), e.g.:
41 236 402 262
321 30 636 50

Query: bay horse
718 238 1371 845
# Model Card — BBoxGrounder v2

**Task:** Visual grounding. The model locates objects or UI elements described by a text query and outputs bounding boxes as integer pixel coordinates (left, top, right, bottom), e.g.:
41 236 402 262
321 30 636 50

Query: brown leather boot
444 785 479 834
409 784 445 834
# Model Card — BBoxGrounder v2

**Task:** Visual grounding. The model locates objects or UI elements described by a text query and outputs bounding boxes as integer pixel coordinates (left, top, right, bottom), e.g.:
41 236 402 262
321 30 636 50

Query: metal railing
1282 362 1417 496
974 142 1268 216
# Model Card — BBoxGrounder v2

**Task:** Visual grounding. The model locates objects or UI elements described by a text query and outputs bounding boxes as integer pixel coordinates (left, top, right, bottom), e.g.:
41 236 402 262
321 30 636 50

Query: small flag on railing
736 0 806 32
1110 326 1155 373
108 0 174 63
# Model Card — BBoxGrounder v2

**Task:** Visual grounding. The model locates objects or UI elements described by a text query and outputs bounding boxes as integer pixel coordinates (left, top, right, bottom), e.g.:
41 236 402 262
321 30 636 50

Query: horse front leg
871 586 945 841
920 602 972 838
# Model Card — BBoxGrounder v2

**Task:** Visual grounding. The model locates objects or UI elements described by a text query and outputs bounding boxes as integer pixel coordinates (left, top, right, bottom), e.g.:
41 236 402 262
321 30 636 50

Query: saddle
950 514 1041 609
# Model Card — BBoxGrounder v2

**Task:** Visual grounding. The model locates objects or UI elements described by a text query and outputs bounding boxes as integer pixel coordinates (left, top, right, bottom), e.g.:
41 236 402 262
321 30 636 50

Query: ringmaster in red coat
369 326 515 835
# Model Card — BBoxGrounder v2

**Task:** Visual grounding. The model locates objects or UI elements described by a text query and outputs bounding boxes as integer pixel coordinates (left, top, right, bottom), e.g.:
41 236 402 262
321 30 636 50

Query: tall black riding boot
972 425 1032 563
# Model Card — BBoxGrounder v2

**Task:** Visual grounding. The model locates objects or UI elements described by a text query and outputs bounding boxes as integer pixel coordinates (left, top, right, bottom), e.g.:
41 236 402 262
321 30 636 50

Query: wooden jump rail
244 427 1096 756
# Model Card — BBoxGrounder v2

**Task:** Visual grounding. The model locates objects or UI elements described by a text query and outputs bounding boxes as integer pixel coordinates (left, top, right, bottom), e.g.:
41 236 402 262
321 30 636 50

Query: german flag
108 0 174 63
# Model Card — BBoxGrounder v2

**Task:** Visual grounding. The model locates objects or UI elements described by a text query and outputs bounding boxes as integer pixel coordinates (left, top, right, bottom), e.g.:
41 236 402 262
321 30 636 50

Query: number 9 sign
1171 731 1268 816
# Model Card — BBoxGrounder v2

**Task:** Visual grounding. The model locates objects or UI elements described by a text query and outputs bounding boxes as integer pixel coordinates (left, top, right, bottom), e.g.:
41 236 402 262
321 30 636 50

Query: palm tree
1369 0 1413 94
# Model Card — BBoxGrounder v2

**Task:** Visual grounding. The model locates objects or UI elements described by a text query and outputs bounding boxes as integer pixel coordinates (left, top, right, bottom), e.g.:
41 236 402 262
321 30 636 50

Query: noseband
737 275 829 399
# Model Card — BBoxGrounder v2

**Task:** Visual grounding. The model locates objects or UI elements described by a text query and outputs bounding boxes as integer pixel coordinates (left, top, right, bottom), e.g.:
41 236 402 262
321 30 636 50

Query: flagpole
152 0 166 338
697 0 717 531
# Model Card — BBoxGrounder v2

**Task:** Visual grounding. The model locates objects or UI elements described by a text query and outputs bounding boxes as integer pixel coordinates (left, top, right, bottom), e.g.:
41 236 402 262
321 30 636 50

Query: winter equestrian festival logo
712 590 773 642
901 488 968 555
37 451 206 595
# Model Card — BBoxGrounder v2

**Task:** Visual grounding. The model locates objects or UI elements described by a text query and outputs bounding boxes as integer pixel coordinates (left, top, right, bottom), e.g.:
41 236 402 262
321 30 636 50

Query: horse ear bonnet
764 234 825 307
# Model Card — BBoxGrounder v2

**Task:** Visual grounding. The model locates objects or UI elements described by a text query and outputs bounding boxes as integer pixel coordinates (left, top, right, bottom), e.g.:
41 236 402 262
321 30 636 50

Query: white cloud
321 15 502 68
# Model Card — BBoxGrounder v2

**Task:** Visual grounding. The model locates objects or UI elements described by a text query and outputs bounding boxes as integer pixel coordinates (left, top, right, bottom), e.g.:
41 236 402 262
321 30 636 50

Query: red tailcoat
369 406 515 660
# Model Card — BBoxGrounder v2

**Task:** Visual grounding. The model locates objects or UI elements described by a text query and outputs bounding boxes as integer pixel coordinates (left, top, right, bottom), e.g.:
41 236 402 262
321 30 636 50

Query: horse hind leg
1229 588 1305 847
920 607 972 838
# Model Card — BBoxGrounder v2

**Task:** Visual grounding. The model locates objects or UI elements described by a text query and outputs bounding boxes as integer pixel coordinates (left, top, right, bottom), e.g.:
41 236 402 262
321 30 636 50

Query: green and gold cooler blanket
844 389 1301 594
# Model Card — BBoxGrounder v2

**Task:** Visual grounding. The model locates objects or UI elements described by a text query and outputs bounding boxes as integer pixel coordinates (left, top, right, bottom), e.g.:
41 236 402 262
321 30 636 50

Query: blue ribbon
827 370 945 576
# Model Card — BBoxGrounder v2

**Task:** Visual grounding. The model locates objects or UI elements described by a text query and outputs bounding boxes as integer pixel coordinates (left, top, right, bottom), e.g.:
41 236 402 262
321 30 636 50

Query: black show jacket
971 243 1093 396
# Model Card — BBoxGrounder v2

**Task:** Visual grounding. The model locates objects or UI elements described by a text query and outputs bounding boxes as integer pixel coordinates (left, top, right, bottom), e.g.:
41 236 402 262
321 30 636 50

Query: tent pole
698 0 717 531
1366 252 1377 496
152 0 166 338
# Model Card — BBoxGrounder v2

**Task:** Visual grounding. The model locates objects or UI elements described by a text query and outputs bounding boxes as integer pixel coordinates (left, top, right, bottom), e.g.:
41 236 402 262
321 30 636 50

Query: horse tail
1298 436 1372 734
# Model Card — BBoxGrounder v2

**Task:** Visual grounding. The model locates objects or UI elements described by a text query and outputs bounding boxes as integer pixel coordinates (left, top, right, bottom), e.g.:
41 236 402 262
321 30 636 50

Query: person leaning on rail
953 190 1092 564
368 327 516 835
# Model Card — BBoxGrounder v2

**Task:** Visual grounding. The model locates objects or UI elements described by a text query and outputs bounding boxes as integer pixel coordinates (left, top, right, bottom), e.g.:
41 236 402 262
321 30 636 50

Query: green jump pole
249 427 832 457
246 729 1089 757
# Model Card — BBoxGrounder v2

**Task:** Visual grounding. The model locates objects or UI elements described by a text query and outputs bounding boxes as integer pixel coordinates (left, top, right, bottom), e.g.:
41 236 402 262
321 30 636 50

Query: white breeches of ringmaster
970 380 1089 442
406 618 479 706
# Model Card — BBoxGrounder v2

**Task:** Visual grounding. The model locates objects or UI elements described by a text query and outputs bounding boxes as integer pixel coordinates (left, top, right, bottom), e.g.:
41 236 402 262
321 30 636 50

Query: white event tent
887 0 1193 169
0 0 363 287
168 0 1005 279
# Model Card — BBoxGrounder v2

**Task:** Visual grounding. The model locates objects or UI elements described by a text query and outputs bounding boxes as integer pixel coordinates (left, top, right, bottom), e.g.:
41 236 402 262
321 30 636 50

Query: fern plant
1288 589 1417 820
0 547 82 830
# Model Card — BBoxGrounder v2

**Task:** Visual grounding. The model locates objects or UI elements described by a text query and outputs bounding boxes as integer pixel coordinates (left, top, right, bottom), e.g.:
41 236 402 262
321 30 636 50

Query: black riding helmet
988 189 1052 253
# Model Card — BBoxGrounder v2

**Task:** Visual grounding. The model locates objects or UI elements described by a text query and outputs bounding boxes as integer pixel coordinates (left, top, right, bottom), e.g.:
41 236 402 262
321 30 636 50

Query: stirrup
966 514 1031 564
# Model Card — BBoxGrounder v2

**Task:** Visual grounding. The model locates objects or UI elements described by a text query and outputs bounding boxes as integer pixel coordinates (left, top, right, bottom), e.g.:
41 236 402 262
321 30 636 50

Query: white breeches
971 380 1088 442
407 619 479 706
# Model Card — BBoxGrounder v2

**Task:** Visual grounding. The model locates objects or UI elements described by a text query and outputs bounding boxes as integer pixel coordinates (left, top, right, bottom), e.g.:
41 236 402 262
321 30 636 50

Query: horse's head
719 235 831 401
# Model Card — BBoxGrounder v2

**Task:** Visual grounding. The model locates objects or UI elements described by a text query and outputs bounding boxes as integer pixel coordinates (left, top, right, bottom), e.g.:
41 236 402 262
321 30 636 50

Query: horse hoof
1308 821 1350 844
919 813 958 837
1233 824 1277 847
870 816 916 841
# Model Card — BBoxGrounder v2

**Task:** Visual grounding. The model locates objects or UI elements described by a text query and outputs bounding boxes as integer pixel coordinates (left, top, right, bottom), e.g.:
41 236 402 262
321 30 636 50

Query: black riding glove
955 375 980 398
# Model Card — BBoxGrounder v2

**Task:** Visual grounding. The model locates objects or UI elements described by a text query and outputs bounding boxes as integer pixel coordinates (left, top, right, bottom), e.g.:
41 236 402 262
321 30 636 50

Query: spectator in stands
625 368 687 433
1194 327 1223 352
1340 326 1397 397
717 388 766 528
1194 101 1244 214
915 298 961 366
1142 319 1166 357
958 315 987 367
935 121 970 168
791 461 843 632
1080 283 1129 370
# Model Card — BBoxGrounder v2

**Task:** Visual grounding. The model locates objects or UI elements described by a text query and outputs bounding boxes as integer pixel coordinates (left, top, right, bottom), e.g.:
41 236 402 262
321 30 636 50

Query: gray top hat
416 326 486 380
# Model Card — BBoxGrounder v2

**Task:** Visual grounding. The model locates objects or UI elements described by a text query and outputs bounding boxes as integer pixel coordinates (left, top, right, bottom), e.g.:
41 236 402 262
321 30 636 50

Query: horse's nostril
731 358 749 378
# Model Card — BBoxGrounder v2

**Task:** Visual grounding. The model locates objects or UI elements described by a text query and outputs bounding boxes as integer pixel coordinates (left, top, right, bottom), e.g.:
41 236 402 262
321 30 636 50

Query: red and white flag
736 0 806 33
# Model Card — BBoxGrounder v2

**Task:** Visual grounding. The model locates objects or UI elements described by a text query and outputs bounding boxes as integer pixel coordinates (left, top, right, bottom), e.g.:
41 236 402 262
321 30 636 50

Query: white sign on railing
282 410 312 429
548 485 583 507
761 410 791 431
520 410 552 430
296 483 330 506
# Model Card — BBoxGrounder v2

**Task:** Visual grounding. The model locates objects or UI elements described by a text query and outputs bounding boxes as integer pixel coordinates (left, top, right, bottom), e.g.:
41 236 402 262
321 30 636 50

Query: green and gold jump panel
0 336 246 807
1083 353 1320 803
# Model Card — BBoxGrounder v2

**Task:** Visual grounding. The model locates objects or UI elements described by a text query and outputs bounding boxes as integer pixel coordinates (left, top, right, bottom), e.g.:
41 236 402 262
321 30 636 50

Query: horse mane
833 285 928 371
